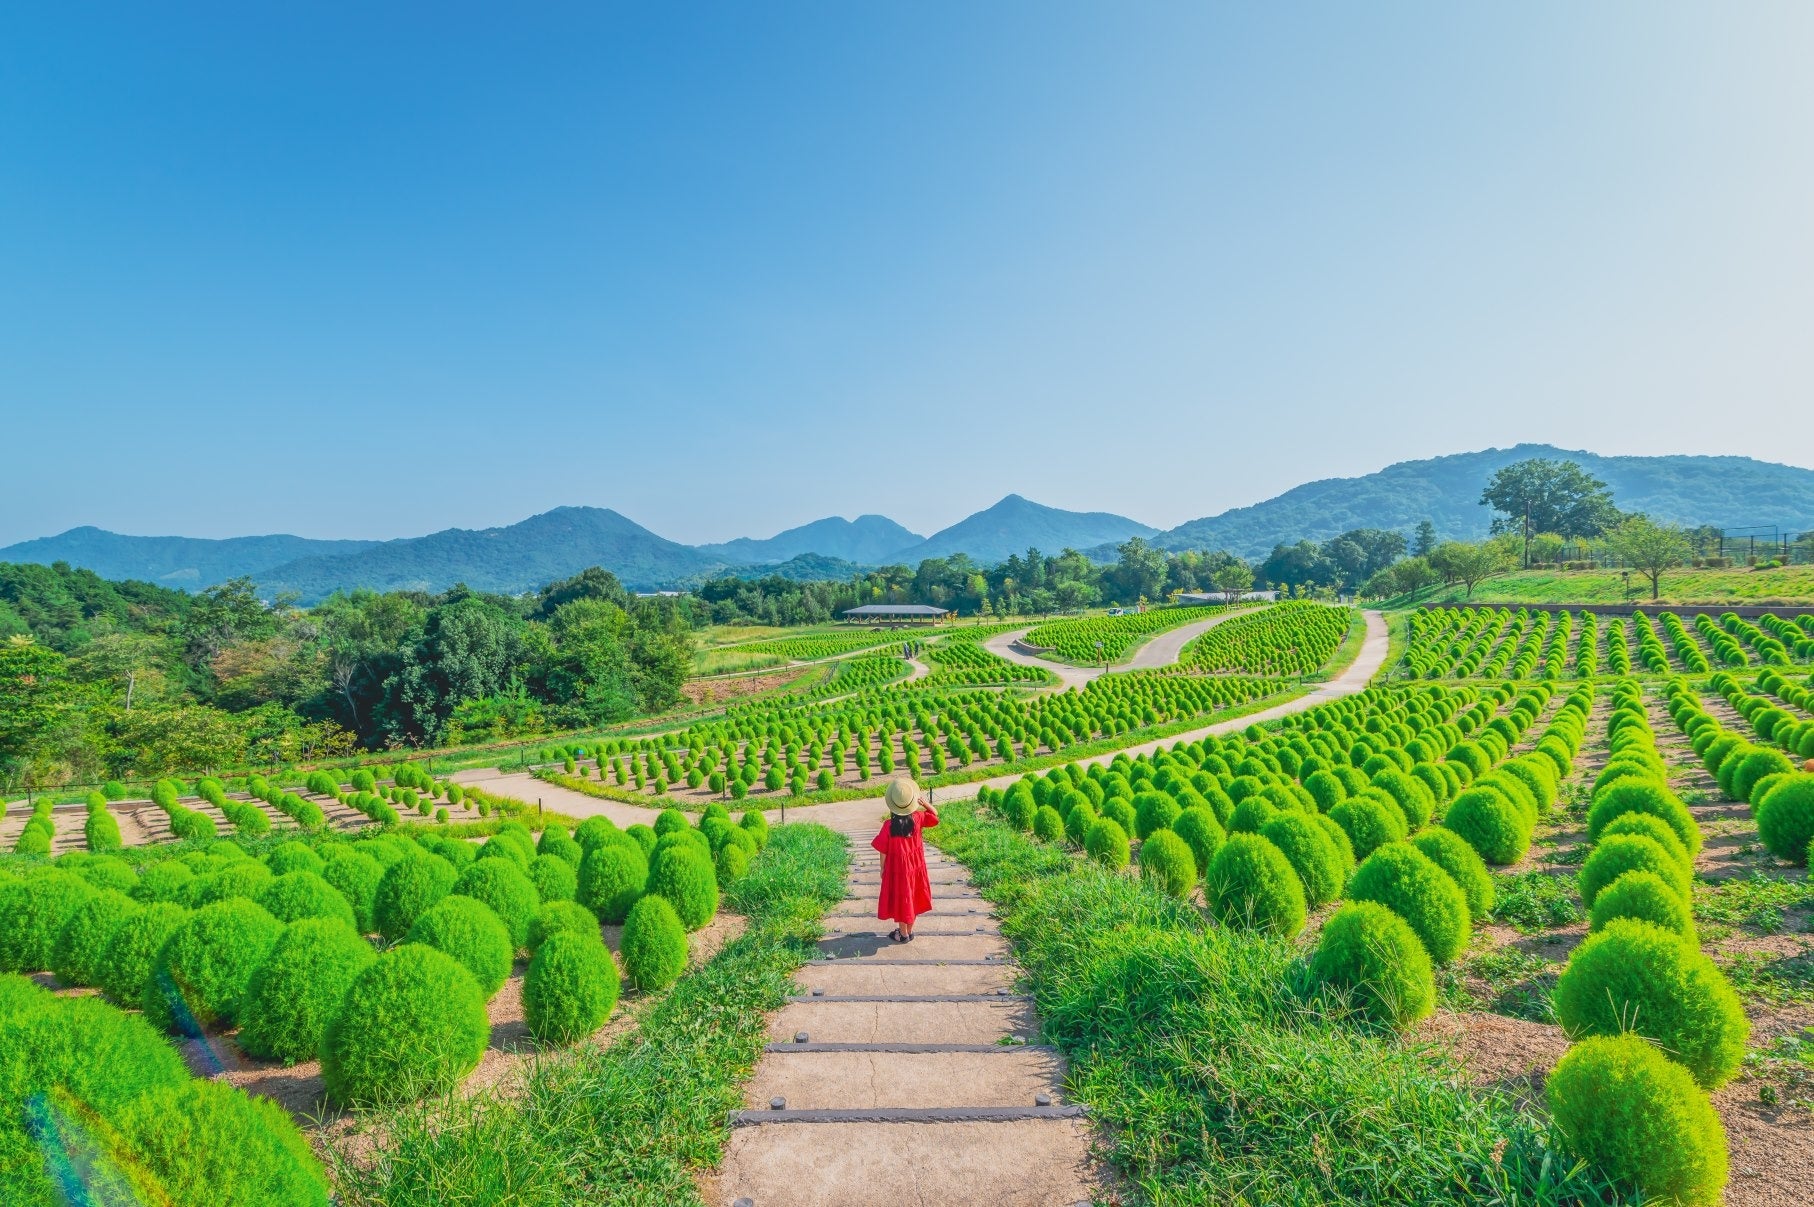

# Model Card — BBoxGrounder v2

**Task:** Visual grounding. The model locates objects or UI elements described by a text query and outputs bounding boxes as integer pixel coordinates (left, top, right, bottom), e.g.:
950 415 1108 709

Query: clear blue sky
4 3 1811 548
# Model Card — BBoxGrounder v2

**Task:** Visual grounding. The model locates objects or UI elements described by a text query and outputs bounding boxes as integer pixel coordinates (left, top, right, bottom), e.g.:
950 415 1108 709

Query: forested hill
1146 446 1814 560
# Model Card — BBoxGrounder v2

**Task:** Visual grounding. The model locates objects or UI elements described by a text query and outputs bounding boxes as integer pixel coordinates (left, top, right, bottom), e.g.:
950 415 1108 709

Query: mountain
256 507 723 601
890 494 1158 565
697 514 921 566
0 527 380 587
1149 445 1814 560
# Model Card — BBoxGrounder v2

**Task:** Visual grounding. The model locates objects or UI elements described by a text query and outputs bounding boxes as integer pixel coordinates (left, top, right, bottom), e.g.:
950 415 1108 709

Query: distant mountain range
5 446 1812 600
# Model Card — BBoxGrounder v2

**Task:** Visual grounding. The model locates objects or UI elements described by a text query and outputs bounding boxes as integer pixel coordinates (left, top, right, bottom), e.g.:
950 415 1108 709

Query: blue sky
3 3 1811 548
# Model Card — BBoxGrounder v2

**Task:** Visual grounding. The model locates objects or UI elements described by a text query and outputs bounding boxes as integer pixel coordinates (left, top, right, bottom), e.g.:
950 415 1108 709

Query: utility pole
1523 498 1532 569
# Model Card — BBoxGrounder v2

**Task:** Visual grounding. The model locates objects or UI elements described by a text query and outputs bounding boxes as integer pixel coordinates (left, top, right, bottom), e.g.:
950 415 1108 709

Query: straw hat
885 777 922 815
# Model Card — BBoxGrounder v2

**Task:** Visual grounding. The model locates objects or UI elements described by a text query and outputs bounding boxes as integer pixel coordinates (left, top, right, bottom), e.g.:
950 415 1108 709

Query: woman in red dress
874 777 939 943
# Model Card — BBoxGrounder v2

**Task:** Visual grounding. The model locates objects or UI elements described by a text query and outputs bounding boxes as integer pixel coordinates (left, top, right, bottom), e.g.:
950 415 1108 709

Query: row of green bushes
1179 601 1350 676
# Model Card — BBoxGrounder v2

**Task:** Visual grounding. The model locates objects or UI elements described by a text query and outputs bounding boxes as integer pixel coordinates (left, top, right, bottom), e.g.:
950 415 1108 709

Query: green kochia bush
524 931 621 1044
1598 812 1691 873
1258 814 1346 909
407 894 514 998
1032 805 1065 843
373 852 459 941
1206 833 1306 936
1346 842 1470 965
0 871 98 973
107 1077 331 1206
1311 900 1435 1030
237 917 378 1064
1133 791 1181 839
528 900 600 953
1441 786 1530 865
1552 919 1748 1089
1138 830 1197 899
266 841 326 877
1577 834 1689 910
1589 870 1696 939
646 844 719 932
320 848 385 933
1084 817 1131 870
256 871 358 928
143 897 285 1032
1755 774 1814 865
1327 797 1405 862
1546 1034 1727 1206
1409 828 1494 920
577 843 648 923
99 901 189 1007
621 894 688 991
322 943 490 1106
1585 779 1701 858
527 853 579 904
1172 807 1224 878
51 888 139 988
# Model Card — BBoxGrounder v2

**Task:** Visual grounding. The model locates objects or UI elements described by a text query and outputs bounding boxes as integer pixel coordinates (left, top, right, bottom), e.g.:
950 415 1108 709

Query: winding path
981 604 1264 686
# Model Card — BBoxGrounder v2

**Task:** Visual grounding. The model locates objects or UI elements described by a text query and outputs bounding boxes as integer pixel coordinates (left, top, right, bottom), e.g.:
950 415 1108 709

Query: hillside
1377 564 1814 608
256 506 723 601
697 514 921 566
890 494 1157 564
0 527 379 587
1151 445 1814 560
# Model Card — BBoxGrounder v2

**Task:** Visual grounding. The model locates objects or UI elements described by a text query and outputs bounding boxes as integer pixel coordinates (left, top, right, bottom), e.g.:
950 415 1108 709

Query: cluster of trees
0 564 693 790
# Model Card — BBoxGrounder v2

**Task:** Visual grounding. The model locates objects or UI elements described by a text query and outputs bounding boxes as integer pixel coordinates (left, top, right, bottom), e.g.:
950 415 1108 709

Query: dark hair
889 814 915 838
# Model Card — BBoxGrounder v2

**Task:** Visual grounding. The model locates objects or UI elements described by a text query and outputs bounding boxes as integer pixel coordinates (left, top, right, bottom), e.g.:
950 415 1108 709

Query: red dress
873 806 939 926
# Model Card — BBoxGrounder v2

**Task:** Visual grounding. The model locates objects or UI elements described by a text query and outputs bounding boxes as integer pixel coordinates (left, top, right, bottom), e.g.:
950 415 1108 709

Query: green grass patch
1486 870 1583 934
327 822 848 1206
1693 873 1814 936
928 802 1625 1205
1375 564 1814 608
1439 938 1559 1023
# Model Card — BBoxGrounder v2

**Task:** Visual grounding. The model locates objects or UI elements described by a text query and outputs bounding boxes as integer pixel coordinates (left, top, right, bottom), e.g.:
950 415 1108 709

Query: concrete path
981 604 1268 687
707 822 1097 1207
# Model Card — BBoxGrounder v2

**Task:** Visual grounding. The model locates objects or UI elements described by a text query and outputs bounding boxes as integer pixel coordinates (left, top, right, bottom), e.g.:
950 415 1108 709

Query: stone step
820 918 999 937
746 1047 1066 1111
768 999 1035 1046
731 1105 1083 1125
814 933 1008 962
823 906 991 919
785 993 1025 1004
796 962 1014 997
712 1119 1097 1207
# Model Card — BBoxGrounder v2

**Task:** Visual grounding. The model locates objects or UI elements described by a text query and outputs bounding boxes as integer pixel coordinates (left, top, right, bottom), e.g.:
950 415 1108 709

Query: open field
1381 564 1814 608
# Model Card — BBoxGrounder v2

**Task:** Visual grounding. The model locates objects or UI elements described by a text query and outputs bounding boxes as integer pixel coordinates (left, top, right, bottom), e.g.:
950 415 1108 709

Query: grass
1439 938 1558 1023
327 822 848 1205
1305 606 1367 682
1485 870 1583 934
1693 872 1814 936
691 647 788 676
1376 564 1814 608
927 802 1627 1205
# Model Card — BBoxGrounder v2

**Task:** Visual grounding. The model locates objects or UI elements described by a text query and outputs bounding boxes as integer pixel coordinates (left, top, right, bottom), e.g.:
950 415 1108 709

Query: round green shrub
143 897 284 1032
1100 798 1137 836
653 808 689 836
1172 807 1225 877
127 861 192 906
108 1077 331 1206
187 860 275 908
1302 769 1347 811
1002 792 1035 830
322 943 490 1105
577 843 647 924
406 894 513 998
1589 869 1696 940
715 842 751 885
1138 830 1197 899
528 899 600 953
573 816 621 852
739 811 769 848
1546 1034 1727 1206
0 992 189 1141
1032 805 1065 843
476 836 530 874
99 901 189 1007
51 888 139 989
1369 769 1434 831
1586 779 1701 858
320 849 384 933
256 871 357 929
1755 774 1814 865
0 871 98 973
1328 797 1406 862
527 853 579 903
1133 791 1181 839
1310 811 1356 872
538 827 583 867
1311 900 1435 1030
1206 834 1306 936
621 894 688 991
1599 811 1691 873
1083 817 1131 870
1733 746 1795 803
626 824 657 856
1578 834 1689 910
373 852 458 941
646 844 719 931
265 841 325 877
1441 786 1530 865
452 859 541 950
1553 918 1749 1089
1259 813 1346 908
524 931 621 1045
1227 796 1280 835
237 916 377 1064
1409 828 1493 920
1063 801 1097 847
75 856 137 894
1347 842 1470 964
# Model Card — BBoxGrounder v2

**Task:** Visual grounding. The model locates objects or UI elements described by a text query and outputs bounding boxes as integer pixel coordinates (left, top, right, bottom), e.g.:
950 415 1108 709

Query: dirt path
981 609 1248 689
706 823 1100 1206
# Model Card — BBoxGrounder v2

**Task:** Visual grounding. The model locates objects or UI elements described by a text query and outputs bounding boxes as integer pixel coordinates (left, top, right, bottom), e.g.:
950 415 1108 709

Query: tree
1211 560 1254 605
1110 538 1167 604
0 638 76 774
1480 459 1621 565
1607 516 1693 600
1428 541 1512 599
1376 557 1437 600
1412 520 1438 559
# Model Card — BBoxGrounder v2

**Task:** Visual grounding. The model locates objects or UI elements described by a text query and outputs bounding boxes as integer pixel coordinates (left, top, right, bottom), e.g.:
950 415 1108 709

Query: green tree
1480 459 1620 564
1412 520 1438 558
1211 560 1254 604
1607 516 1693 600
383 594 525 744
1428 541 1512 599
0 638 77 774
1110 538 1167 604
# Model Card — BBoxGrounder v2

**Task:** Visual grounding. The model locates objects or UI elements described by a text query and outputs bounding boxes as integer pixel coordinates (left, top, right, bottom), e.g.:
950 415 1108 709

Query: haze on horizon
3 3 1812 549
